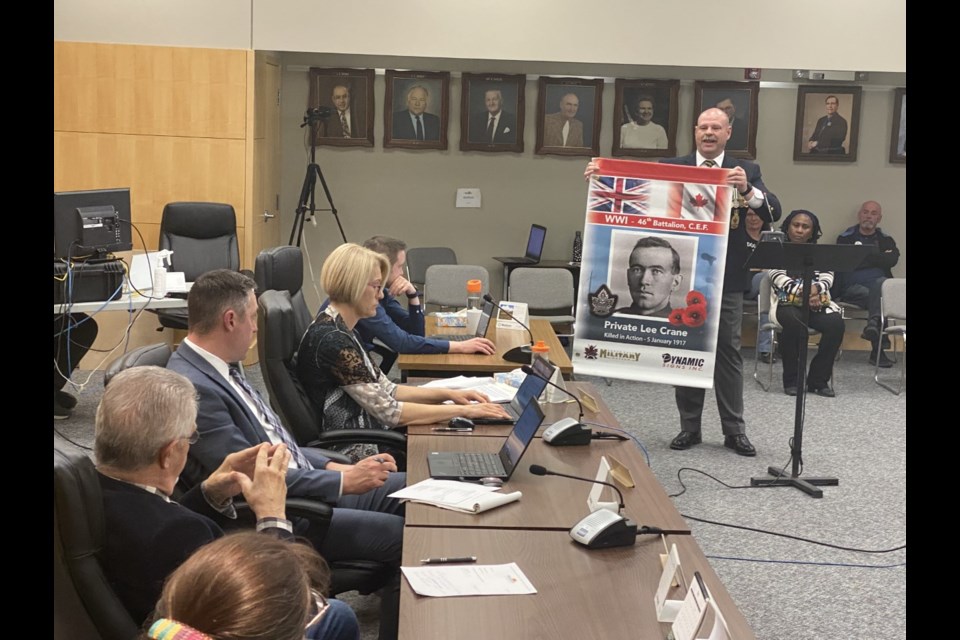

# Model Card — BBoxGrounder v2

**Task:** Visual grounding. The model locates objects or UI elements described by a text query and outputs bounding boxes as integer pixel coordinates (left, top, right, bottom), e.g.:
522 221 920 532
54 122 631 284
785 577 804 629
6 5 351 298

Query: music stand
744 241 875 498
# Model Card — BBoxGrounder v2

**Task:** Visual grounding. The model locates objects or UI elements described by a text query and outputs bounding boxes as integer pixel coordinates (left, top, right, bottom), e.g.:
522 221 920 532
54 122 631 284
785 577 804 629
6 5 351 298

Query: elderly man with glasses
94 366 359 639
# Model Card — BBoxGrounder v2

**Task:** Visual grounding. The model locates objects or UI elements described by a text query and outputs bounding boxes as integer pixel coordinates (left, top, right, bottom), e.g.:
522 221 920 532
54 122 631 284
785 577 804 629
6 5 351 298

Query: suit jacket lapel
176 342 264 435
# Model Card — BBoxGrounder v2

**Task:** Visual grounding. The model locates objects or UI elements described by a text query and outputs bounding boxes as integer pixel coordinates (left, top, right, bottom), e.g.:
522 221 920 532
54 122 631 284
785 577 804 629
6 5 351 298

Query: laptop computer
471 357 555 425
427 399 545 481
433 298 496 341
494 224 547 265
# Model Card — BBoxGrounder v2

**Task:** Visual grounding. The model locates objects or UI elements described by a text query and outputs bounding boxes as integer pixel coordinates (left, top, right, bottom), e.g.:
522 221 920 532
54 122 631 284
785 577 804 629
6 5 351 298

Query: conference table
397 352 755 639
399 530 756 640
397 317 574 382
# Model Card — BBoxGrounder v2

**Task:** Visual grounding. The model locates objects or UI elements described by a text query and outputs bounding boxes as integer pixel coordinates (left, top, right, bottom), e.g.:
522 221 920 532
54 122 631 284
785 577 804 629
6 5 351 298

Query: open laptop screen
497 400 545 476
525 224 547 261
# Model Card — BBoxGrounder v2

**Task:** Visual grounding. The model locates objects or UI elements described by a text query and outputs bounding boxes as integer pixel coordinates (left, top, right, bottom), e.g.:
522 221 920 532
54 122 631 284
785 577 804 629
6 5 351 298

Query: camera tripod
290 109 347 247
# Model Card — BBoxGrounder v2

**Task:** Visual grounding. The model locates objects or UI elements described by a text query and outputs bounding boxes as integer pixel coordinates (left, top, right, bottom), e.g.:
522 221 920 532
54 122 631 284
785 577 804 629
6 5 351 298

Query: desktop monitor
54 188 133 260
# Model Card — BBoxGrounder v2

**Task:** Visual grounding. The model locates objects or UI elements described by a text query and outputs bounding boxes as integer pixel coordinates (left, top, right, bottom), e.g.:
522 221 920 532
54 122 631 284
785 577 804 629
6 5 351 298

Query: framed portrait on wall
384 70 450 150
889 87 906 164
793 85 862 162
460 73 526 153
308 68 375 147
535 77 603 157
693 80 759 160
612 79 679 158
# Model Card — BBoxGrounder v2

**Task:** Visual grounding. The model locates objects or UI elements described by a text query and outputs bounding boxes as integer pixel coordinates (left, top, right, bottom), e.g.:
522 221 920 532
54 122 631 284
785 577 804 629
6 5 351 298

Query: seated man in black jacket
832 200 900 368
95 366 358 638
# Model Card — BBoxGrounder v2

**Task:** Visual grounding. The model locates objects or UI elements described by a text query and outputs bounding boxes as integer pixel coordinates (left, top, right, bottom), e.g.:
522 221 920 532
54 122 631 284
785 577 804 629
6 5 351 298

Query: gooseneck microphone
529 464 625 512
483 293 535 364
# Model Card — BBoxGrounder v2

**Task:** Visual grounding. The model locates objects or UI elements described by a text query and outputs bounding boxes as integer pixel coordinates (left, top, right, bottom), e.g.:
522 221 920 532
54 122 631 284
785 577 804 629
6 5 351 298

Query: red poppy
682 304 707 328
686 290 706 307
668 308 685 325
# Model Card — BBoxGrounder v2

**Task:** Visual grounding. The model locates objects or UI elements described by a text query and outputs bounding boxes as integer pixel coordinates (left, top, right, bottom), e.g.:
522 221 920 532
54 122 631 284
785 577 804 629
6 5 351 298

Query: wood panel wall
54 41 256 369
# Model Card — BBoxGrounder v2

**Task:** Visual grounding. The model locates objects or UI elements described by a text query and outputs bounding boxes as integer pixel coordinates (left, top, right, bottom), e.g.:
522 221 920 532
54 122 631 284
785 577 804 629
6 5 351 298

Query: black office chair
103 343 173 387
154 202 249 331
256 289 407 467
254 245 313 339
54 444 141 640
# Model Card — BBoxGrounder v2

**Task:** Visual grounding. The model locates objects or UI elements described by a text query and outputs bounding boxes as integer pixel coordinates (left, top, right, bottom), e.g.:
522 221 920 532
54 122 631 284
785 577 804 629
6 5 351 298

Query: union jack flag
589 176 650 214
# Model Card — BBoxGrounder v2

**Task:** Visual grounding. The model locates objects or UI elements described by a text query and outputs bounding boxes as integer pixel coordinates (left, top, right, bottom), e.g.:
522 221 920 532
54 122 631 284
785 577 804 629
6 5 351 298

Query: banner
572 158 733 388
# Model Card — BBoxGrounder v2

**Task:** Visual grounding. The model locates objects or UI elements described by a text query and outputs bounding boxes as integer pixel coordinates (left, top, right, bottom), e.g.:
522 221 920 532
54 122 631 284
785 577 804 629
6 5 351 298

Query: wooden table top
399 530 755 640
397 318 573 377
404 436 690 533
405 382 615 438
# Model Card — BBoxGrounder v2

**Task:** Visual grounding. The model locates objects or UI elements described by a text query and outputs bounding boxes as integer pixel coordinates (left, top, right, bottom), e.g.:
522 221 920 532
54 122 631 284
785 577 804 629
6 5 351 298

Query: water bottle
572 231 583 263
466 279 482 311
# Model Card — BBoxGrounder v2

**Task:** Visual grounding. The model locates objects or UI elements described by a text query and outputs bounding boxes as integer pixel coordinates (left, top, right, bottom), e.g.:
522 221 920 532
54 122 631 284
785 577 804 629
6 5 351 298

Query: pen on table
420 556 477 565
432 427 473 432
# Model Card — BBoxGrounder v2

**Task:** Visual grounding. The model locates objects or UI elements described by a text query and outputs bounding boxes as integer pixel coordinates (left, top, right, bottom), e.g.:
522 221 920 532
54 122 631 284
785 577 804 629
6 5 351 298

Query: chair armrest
311 429 407 449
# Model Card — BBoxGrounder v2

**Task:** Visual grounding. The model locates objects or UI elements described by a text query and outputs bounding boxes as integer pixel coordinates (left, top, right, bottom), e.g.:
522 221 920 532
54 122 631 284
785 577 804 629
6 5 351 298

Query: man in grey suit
167 269 403 640
543 92 585 147
659 108 781 456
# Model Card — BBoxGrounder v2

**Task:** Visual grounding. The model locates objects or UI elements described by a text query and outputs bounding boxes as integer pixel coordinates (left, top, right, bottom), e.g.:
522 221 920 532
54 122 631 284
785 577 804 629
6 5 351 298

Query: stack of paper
389 479 522 514
402 563 537 597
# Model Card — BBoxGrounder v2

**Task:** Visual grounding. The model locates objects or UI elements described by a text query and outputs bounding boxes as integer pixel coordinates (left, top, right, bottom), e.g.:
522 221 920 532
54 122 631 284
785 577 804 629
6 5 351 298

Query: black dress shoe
784 386 798 396
670 431 702 450
807 385 836 398
869 350 894 369
758 352 774 364
724 434 757 456
56 390 78 410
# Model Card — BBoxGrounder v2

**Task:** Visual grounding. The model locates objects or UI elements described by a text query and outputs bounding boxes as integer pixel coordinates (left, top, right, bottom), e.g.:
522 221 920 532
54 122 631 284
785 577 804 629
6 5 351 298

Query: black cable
668 460 791 498
54 427 93 452
680 512 905 554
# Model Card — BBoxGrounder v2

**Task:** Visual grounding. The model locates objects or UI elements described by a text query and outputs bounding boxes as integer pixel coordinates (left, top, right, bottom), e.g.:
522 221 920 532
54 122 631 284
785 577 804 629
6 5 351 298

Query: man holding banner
582 107 780 457
662 107 780 457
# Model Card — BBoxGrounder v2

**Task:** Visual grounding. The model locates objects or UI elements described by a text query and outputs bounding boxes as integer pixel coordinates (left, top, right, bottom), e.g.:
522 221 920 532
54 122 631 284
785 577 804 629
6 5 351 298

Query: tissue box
435 311 467 327
494 369 527 389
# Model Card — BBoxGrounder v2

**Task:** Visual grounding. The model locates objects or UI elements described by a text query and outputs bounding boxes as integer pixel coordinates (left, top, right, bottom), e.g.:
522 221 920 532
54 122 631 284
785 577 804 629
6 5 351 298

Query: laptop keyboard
434 334 475 341
457 452 504 477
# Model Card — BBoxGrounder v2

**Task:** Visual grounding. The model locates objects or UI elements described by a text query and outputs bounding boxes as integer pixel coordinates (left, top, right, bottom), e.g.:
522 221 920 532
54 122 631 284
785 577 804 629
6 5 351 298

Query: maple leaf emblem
588 284 618 317
689 193 709 208
584 345 599 360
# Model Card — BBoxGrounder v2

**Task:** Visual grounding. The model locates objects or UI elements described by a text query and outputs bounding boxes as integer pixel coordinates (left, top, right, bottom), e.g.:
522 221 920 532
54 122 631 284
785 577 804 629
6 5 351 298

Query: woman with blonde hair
144 532 359 640
297 243 509 461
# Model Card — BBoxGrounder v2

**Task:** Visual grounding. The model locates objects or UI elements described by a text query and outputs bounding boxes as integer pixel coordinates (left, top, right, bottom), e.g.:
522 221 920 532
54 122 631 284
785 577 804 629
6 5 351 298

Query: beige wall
279 53 905 311
55 0 905 72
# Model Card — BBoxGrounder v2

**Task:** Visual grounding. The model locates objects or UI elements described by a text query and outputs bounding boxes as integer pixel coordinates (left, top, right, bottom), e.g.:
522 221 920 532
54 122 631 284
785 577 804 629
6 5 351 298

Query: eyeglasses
182 429 200 445
305 590 330 629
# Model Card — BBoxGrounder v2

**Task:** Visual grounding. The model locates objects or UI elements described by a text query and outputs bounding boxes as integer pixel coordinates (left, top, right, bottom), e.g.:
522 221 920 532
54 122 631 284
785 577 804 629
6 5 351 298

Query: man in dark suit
659 107 781 456
167 269 404 640
95 366 359 639
323 83 364 139
468 88 517 144
807 95 848 154
585 107 780 456
391 85 441 140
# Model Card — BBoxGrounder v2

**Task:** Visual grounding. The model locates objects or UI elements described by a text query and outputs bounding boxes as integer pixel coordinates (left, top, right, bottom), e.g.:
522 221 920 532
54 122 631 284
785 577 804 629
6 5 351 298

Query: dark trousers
837 278 886 323
54 313 98 395
776 306 844 389
675 291 745 436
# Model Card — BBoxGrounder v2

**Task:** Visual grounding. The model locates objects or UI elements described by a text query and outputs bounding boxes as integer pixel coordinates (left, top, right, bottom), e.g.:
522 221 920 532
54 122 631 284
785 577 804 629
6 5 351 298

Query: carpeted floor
54 347 906 640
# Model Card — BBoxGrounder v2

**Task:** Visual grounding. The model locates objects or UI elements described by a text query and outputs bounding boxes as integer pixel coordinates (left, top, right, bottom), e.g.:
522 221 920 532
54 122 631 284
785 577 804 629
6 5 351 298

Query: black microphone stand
290 109 347 247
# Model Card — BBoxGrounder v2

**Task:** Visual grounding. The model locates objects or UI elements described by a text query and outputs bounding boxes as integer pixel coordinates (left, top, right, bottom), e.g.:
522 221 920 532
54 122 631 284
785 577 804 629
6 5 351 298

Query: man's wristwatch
740 183 752 197
406 290 421 299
